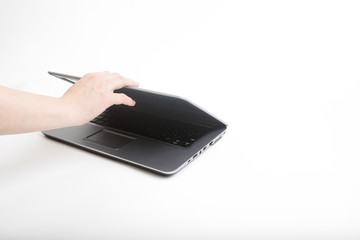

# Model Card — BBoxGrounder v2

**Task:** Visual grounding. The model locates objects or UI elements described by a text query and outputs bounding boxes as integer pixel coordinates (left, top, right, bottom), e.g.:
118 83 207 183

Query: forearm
0 86 76 135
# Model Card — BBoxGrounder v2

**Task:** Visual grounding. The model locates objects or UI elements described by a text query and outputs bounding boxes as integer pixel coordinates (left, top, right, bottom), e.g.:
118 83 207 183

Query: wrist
56 97 83 127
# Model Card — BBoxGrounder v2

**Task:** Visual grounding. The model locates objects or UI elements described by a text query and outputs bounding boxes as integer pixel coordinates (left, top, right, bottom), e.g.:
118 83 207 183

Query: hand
61 71 139 126
0 71 139 135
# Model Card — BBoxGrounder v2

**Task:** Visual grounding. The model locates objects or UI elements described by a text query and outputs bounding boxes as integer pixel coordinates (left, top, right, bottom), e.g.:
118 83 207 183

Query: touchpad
84 130 134 149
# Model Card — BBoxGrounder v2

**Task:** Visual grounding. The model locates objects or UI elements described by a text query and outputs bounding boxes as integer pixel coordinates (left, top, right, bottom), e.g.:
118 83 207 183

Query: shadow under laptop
0 136 161 183
42 134 174 179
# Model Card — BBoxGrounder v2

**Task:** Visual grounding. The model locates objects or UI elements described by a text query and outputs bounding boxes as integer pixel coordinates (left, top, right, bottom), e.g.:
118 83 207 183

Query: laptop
42 72 227 175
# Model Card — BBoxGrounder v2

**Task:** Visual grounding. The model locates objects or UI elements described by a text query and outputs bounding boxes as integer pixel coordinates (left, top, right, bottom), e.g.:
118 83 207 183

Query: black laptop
42 72 227 175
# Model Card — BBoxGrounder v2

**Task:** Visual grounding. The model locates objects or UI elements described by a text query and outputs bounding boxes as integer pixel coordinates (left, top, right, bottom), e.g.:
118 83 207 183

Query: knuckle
118 93 126 100
83 73 92 79
85 73 97 81
118 81 125 88
114 72 123 78
118 93 131 104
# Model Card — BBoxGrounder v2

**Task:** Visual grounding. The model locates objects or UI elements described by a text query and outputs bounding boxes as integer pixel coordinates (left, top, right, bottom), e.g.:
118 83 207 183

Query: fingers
80 71 139 107
82 72 139 90
106 73 139 90
112 93 136 107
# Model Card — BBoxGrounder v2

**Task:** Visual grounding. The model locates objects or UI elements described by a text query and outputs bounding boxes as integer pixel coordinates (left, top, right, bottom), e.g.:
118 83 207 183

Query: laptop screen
90 88 225 147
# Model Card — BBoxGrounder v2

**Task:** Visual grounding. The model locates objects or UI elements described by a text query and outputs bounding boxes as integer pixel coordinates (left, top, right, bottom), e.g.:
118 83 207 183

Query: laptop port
210 135 223 146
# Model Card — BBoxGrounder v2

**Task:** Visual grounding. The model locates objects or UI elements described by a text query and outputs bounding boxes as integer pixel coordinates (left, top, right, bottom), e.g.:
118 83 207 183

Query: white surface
1 1 360 239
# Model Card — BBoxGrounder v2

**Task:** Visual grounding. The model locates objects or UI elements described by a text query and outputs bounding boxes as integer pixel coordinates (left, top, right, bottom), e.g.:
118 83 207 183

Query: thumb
113 93 136 106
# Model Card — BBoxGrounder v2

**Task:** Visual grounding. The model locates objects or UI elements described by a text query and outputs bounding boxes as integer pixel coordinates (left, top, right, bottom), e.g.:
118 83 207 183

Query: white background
0 0 360 239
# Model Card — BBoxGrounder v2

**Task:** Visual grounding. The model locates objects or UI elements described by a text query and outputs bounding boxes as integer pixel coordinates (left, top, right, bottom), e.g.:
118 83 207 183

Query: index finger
107 73 139 90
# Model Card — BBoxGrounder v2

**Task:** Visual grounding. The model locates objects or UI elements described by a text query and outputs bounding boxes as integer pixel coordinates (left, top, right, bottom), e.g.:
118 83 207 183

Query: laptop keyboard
90 107 209 148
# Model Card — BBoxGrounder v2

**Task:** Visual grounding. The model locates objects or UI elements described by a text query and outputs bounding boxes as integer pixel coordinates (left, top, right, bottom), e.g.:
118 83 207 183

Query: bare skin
0 71 139 135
